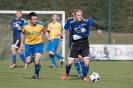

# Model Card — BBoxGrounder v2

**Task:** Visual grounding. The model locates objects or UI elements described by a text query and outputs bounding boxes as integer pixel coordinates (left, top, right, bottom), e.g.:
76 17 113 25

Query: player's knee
16 50 21 54
34 62 39 65
10 47 16 53
48 51 54 55
26 60 30 64
84 58 90 66
67 59 74 65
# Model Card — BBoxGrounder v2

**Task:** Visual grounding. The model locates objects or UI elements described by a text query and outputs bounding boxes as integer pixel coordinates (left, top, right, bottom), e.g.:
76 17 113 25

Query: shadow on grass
22 76 45 79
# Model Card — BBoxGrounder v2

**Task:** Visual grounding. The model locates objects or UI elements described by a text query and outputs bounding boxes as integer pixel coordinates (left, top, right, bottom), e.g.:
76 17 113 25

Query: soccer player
60 9 102 82
62 9 84 77
20 12 50 79
46 14 64 68
8 10 26 68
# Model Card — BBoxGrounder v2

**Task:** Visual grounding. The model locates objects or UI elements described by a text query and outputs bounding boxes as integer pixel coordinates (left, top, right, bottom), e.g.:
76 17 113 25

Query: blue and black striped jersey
11 18 25 39
70 18 93 40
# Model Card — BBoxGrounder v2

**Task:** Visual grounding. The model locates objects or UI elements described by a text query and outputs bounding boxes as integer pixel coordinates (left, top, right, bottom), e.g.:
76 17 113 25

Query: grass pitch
0 60 133 88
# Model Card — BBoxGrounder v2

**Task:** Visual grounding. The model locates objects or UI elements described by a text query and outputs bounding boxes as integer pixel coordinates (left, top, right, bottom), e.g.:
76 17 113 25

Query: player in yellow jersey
20 12 50 79
46 14 64 68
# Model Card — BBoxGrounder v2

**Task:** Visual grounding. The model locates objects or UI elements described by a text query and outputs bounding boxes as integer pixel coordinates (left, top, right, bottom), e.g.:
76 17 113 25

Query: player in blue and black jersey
63 10 84 77
61 9 102 82
8 10 26 68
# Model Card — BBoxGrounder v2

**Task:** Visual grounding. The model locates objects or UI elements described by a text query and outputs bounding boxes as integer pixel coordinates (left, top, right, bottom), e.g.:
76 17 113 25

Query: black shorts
69 39 90 58
11 39 21 49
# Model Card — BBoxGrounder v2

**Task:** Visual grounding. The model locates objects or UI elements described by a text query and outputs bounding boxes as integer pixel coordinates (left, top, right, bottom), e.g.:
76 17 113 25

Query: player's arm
20 28 25 50
60 29 66 39
88 19 102 33
92 22 101 30
42 27 51 41
8 22 13 30
92 22 102 33
60 18 70 39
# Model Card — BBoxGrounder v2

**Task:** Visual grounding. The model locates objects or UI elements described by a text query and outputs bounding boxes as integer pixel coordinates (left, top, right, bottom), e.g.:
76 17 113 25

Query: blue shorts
46 38 59 52
25 42 44 57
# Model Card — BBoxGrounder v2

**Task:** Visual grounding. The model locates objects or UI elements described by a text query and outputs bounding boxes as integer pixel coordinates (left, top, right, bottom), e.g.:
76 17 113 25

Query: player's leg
24 43 33 68
81 44 90 82
61 44 79 80
78 55 84 76
46 41 56 66
49 54 57 68
10 46 17 68
74 58 82 77
15 39 26 64
48 38 64 65
16 48 27 68
61 59 74 80
32 42 44 79
69 45 82 77
33 53 42 79
10 39 19 68
30 54 35 63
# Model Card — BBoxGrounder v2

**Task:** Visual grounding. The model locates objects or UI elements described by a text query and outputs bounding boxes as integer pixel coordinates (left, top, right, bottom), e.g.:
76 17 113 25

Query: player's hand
8 25 13 29
48 38 53 42
60 35 63 41
97 30 102 33
18 26 21 30
60 37 63 41
20 44 24 50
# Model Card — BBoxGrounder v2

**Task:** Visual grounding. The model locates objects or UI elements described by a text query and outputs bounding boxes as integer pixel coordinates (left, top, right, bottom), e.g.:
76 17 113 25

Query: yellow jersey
22 21 45 45
47 21 62 39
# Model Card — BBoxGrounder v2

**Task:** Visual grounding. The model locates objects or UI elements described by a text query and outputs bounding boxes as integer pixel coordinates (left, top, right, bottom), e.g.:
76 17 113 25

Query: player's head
29 12 37 25
73 9 82 22
52 13 58 22
72 9 77 17
16 10 22 19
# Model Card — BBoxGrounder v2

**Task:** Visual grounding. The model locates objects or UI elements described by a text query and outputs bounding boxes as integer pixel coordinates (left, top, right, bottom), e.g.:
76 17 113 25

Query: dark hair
29 12 37 20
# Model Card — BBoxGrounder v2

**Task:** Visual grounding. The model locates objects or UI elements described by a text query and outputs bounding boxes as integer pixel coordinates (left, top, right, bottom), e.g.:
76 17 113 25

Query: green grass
0 60 133 88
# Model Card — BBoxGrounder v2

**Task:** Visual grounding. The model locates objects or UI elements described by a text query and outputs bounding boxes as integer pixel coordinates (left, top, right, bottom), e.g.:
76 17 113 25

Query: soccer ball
89 72 100 82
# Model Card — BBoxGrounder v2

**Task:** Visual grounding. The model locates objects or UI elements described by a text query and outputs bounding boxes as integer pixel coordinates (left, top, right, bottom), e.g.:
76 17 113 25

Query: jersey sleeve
64 18 70 30
22 27 26 33
22 22 28 33
87 19 94 26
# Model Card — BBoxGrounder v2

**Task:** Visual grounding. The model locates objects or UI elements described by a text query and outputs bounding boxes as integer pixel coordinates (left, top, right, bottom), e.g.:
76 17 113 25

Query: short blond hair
73 9 82 15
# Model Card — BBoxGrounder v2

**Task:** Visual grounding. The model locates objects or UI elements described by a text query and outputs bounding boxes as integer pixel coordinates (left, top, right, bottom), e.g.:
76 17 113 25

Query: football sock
74 60 82 75
49 55 57 66
19 53 26 63
66 64 71 75
82 66 89 78
80 59 84 73
12 53 16 63
53 52 63 60
34 64 41 75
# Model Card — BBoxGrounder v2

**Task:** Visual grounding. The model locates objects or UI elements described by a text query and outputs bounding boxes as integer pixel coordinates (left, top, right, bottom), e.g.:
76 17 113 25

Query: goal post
0 10 65 59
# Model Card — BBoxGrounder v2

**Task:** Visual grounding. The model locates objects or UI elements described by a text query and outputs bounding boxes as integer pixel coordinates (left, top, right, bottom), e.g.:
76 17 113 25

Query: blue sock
80 59 84 73
34 64 41 75
19 53 26 63
74 60 81 75
49 55 57 66
30 57 35 63
82 66 89 78
66 64 71 75
12 53 16 63
53 52 63 60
